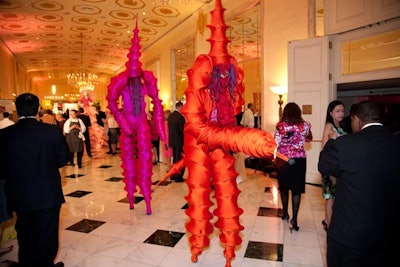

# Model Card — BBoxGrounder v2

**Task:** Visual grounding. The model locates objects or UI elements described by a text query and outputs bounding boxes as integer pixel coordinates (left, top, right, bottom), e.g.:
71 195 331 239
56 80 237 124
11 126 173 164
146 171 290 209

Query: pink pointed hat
207 0 230 66
126 16 142 77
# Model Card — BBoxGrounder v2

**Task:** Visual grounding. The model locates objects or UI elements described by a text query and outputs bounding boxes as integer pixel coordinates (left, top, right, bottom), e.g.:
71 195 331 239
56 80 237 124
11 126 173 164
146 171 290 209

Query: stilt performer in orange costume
106 19 165 215
181 1 288 266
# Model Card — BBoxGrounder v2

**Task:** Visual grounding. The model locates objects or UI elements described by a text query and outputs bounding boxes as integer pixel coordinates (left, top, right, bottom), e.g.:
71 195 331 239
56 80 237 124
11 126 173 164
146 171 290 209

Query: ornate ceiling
0 0 260 84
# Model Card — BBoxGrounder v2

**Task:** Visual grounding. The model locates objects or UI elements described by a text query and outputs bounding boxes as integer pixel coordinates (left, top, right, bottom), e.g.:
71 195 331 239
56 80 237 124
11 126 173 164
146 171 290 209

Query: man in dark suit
0 93 68 267
78 107 92 158
167 101 185 182
318 101 400 267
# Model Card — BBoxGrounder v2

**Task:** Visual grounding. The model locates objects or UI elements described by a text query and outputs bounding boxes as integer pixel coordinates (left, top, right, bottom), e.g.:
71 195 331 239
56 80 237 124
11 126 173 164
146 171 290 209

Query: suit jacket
318 125 400 250
167 110 185 148
0 118 69 212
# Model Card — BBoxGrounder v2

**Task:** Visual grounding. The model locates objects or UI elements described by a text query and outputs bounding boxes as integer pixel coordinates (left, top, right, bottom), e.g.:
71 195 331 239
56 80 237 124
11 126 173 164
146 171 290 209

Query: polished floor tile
65 174 85 179
0 150 329 267
257 207 281 217
66 219 106 233
143 229 185 247
105 177 124 182
118 196 144 204
244 241 283 261
66 190 92 198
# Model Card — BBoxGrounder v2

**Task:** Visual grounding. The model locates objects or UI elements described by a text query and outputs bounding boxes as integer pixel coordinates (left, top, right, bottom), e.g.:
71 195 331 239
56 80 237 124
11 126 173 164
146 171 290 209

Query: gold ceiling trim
143 17 168 27
152 6 180 17
32 1 63 11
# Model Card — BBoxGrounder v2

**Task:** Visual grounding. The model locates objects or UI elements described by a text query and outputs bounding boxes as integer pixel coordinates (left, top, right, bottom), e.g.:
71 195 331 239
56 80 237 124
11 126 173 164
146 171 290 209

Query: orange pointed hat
207 0 230 66
126 16 142 77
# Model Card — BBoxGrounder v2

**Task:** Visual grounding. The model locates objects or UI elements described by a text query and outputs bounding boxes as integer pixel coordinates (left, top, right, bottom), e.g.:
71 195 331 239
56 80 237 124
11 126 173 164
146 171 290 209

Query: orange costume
180 1 287 266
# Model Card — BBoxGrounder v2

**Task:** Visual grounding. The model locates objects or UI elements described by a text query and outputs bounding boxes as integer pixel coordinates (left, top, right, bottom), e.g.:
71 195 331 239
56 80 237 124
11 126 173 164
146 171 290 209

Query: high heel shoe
322 220 328 232
289 220 299 233
280 213 290 222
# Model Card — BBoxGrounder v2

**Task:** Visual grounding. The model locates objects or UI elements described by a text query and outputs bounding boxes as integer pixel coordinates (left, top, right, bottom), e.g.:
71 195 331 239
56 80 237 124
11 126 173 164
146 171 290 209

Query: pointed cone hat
207 0 230 66
126 16 142 77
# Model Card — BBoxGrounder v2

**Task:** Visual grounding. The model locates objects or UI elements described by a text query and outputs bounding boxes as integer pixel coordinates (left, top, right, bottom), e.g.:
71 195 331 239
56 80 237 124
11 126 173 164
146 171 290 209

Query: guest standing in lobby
274 102 312 233
167 101 185 182
240 102 255 128
64 109 86 168
78 107 92 158
319 101 400 267
0 93 68 267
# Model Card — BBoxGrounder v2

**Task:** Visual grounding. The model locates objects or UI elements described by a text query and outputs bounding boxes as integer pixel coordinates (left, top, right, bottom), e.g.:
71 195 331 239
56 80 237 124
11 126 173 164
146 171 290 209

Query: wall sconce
269 86 288 118
51 84 56 95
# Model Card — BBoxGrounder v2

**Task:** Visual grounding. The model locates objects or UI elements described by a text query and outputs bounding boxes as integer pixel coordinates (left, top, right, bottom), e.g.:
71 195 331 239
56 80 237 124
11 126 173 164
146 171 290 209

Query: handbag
272 148 295 171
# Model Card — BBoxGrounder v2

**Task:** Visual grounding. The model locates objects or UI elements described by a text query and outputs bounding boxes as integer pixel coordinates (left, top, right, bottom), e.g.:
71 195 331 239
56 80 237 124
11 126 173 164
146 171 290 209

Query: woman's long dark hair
326 100 344 124
280 102 304 124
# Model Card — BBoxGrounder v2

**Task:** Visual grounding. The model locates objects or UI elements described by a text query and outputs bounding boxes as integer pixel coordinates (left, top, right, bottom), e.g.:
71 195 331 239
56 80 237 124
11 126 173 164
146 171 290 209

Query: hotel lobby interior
0 0 399 266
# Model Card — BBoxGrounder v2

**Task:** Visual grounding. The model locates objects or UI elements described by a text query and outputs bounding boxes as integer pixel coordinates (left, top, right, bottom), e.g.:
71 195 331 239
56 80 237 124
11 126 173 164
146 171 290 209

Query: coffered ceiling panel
0 0 213 82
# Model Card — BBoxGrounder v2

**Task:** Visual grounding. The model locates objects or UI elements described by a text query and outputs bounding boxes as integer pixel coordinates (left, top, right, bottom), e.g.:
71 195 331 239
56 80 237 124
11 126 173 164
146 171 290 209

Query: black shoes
322 220 328 232
289 219 299 233
280 213 290 222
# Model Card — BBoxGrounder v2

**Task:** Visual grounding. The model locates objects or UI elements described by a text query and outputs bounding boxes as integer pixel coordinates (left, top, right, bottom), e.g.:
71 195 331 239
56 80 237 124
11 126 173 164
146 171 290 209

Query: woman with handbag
274 102 312 232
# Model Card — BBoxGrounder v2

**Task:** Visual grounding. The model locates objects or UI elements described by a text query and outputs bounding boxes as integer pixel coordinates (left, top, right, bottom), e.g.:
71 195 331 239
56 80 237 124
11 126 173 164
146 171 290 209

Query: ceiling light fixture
67 33 98 92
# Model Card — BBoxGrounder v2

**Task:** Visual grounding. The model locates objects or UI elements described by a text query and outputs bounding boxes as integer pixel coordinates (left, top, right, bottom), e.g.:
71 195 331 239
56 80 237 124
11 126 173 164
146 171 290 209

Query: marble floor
0 151 328 267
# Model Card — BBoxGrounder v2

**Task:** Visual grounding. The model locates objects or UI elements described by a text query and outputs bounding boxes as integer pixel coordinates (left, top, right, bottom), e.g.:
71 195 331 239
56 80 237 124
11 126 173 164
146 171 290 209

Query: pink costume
79 92 92 109
106 20 166 215
79 90 108 157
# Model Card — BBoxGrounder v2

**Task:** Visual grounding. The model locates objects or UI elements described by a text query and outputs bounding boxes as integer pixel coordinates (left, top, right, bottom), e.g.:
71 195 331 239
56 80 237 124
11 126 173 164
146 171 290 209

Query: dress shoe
322 220 328 232
289 219 299 233
280 213 290 222
54 262 64 267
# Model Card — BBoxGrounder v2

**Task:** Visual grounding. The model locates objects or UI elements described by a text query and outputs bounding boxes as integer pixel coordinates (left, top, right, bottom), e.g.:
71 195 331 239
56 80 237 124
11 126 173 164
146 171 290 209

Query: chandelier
67 33 98 92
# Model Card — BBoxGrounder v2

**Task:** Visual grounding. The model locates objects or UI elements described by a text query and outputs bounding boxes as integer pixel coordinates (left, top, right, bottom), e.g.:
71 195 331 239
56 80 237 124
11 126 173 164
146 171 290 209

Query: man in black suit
167 101 185 182
78 107 92 158
318 101 400 267
0 93 68 267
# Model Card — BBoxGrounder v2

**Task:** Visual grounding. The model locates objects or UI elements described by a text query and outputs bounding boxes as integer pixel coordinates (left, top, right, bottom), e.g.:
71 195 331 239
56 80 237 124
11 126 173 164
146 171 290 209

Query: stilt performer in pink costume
181 0 288 266
106 19 166 215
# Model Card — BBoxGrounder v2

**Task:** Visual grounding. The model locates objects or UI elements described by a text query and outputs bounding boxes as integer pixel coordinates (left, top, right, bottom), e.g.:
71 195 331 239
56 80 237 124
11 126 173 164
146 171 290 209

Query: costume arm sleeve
183 54 286 161
106 72 134 136
143 70 166 143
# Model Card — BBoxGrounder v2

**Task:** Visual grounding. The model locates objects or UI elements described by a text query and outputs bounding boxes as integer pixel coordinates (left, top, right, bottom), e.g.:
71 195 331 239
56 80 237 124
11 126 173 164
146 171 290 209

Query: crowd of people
0 93 399 266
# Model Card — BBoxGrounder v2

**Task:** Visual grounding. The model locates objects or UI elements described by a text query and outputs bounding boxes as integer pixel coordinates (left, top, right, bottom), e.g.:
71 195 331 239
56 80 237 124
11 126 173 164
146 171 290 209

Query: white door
288 36 332 184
